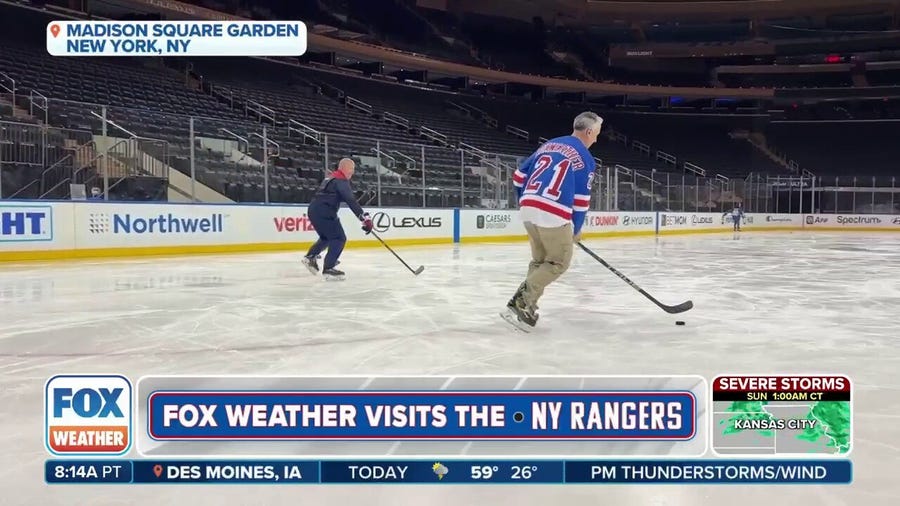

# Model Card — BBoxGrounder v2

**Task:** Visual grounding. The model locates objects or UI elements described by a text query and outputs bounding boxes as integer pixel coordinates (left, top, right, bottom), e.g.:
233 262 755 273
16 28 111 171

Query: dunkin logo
588 215 619 227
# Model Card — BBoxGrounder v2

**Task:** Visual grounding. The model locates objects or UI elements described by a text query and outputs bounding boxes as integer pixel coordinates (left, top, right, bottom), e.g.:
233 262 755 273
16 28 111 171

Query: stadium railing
2 105 897 214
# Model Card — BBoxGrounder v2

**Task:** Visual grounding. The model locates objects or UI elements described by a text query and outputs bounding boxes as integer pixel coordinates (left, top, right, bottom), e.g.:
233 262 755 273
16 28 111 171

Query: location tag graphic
49 24 60 38
153 465 163 478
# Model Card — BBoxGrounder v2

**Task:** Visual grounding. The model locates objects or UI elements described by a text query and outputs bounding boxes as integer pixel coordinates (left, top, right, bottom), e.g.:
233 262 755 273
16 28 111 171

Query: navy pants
305 206 346 270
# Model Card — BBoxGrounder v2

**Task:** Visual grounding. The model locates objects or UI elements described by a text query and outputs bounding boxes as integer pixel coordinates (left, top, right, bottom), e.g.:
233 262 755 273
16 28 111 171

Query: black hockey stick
371 231 425 276
577 242 693 314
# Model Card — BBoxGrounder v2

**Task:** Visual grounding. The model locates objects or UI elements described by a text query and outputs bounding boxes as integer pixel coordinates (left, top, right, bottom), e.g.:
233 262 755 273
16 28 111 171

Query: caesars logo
806 216 828 225
837 216 882 225
588 215 618 227
476 214 512 229
622 215 653 227
372 212 442 233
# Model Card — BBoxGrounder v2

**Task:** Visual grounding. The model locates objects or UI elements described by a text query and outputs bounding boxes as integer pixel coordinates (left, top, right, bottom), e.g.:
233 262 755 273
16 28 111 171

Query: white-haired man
505 112 602 328
302 158 373 279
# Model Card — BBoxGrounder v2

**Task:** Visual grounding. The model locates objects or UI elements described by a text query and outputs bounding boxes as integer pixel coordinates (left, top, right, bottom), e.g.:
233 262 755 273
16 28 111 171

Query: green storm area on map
719 400 851 454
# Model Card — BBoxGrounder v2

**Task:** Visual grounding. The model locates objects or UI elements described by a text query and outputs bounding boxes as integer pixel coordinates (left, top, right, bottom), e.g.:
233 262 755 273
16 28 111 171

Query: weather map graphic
711 375 851 456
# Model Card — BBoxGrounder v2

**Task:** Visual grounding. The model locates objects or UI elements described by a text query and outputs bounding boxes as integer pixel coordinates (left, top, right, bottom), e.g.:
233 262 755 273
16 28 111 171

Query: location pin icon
49 24 60 38
153 465 163 478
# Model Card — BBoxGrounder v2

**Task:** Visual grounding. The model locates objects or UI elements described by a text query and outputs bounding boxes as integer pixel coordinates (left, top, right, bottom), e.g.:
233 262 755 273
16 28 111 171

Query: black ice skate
507 283 539 312
507 282 526 310
301 255 319 275
501 292 538 331
322 268 345 281
513 295 538 326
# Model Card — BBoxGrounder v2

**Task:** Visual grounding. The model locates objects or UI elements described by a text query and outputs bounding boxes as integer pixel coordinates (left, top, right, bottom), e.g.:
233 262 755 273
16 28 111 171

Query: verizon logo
274 216 315 232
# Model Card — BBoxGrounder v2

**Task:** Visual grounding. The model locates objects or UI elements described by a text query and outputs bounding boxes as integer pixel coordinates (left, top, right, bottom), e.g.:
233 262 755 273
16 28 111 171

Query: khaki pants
521 222 573 308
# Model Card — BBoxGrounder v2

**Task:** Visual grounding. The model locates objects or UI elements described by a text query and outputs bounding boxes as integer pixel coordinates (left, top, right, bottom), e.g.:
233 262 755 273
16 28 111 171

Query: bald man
302 158 373 279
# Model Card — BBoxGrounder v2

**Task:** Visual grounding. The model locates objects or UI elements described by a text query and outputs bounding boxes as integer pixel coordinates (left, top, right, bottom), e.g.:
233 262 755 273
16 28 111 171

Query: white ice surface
1 231 898 505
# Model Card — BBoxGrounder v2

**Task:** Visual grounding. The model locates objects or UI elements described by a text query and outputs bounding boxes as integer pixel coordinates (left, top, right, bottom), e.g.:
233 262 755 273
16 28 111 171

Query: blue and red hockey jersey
513 135 596 234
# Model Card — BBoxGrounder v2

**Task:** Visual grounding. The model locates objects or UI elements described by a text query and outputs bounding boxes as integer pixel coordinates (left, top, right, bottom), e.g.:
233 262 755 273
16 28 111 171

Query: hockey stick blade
660 299 693 314
371 231 424 276
577 242 693 314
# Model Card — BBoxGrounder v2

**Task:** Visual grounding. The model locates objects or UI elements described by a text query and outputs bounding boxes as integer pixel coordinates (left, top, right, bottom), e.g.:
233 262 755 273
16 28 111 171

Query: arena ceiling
417 0 900 24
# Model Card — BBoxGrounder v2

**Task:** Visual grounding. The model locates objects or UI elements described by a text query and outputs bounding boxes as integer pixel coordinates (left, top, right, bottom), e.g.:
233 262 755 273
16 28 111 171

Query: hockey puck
675 321 686 326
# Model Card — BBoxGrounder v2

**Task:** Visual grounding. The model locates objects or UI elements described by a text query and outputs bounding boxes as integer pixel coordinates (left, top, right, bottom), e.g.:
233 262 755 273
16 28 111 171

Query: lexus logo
370 212 443 233
893 217 900 225
372 212 391 233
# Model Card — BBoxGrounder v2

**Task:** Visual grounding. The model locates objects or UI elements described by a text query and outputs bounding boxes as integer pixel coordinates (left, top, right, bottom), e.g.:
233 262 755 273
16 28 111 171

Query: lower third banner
45 460 852 484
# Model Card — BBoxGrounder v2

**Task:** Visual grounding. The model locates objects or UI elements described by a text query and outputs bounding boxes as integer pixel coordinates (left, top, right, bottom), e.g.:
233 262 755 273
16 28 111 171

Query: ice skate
322 268 345 281
501 292 538 331
507 283 538 312
301 255 319 275
507 282 526 309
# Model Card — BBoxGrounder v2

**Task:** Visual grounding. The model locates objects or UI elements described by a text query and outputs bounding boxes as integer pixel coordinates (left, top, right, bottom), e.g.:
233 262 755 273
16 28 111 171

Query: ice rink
1 231 898 505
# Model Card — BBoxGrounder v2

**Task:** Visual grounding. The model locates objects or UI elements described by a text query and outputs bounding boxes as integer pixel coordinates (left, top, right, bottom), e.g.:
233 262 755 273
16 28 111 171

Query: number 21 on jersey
524 155 570 200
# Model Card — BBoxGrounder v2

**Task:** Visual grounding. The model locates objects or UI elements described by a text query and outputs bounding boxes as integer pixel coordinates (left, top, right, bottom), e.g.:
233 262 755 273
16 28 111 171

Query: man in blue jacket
302 158 373 279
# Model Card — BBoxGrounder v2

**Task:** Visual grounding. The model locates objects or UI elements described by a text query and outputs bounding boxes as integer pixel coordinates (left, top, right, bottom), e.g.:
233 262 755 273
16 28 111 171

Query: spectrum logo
44 374 132 455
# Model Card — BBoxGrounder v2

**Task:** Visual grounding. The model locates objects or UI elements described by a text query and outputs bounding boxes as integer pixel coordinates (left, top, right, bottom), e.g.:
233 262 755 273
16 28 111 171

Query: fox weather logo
44 374 132 456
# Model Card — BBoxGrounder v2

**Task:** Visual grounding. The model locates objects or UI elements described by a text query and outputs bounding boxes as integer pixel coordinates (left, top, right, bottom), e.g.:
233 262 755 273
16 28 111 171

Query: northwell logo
89 213 225 234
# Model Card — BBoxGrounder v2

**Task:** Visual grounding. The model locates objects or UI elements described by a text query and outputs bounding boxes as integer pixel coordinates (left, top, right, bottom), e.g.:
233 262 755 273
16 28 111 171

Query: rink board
0 200 897 261
0 201 453 262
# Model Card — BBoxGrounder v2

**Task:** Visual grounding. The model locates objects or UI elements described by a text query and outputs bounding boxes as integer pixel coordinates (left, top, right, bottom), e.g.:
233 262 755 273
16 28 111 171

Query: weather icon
432 462 449 480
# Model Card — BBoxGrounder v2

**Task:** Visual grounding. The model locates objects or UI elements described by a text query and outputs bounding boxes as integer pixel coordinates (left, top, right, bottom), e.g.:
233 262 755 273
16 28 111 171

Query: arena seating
193 59 509 201
461 97 788 178
3 2 886 210
767 123 900 177
606 115 788 178
0 41 505 206
0 36 784 207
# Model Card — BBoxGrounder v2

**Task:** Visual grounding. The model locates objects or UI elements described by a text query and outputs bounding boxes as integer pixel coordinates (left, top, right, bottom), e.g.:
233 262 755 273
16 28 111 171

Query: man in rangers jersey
505 112 602 328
